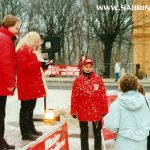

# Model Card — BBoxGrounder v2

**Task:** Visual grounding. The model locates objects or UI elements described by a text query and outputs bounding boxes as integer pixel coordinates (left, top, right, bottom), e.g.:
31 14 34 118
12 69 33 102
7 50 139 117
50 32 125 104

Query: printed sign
47 65 80 76
26 123 69 150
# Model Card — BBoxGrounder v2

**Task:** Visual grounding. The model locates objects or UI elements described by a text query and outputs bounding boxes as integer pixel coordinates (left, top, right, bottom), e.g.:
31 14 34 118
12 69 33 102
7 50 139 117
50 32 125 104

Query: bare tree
0 0 30 31
84 0 132 77
31 0 77 63
0 0 137 72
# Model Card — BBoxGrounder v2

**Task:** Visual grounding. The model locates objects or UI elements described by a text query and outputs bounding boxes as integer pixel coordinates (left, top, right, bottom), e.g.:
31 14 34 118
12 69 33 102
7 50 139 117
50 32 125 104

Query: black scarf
83 71 92 79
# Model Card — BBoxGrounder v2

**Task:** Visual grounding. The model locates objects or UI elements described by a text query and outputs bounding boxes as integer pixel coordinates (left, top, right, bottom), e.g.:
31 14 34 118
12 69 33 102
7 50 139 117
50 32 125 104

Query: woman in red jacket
71 58 108 150
16 31 49 141
0 14 20 150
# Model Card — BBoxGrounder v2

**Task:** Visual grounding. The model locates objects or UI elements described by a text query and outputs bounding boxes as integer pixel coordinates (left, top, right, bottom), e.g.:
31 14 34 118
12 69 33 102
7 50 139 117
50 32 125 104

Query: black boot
22 133 38 141
0 138 5 150
31 128 43 136
20 113 38 141
29 110 43 136
3 139 15 149
19 100 39 141
20 108 38 141
0 138 15 150
30 120 43 136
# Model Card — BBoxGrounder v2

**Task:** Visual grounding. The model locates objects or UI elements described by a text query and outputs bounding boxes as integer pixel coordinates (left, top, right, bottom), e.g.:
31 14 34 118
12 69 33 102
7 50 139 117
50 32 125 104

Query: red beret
83 58 94 66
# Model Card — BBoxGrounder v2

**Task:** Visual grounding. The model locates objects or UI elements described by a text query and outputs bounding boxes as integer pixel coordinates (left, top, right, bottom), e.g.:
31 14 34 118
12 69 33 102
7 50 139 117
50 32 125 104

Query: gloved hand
102 114 106 117
7 87 15 92
72 115 77 119
41 61 50 69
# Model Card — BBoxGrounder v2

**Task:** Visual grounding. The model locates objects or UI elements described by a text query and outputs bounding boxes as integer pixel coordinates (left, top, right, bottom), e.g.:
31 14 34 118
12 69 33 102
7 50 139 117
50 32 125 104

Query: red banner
102 95 117 140
23 122 69 150
47 65 80 76
102 128 117 140
107 95 117 107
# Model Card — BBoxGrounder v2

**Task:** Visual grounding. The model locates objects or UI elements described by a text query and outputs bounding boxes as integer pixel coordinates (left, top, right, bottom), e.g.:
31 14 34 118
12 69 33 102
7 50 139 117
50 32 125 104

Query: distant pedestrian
0 14 21 150
104 73 150 150
114 60 120 81
78 53 87 75
16 31 50 141
71 58 108 150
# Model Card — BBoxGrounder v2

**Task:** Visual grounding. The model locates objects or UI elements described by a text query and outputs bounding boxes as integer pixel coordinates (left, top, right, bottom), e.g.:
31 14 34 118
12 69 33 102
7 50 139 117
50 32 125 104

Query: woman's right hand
7 87 15 92
41 60 53 69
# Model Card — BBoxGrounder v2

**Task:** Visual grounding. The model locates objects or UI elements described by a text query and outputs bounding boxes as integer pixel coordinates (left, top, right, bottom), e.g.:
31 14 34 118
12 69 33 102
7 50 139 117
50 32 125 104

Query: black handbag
148 135 150 150
144 97 150 150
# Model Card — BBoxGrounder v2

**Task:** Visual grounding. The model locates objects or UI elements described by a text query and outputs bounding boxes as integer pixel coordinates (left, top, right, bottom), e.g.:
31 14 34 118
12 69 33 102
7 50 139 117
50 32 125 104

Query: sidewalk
45 77 150 90
46 76 150 83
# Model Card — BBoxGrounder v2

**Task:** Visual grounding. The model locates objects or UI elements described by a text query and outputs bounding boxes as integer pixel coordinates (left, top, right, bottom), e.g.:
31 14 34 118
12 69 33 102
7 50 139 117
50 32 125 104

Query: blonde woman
16 31 49 141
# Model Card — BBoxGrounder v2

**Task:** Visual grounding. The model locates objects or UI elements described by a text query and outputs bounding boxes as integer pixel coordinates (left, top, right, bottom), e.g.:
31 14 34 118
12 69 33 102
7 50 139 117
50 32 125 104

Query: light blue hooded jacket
104 90 150 142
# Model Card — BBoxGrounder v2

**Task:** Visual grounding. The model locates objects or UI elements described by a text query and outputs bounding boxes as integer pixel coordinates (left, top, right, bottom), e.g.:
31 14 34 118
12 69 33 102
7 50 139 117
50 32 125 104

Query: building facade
132 0 150 77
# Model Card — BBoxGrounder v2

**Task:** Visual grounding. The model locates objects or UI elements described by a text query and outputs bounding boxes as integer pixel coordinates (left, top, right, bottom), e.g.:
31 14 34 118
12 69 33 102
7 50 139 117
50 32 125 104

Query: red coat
71 72 108 121
0 27 16 96
16 46 46 100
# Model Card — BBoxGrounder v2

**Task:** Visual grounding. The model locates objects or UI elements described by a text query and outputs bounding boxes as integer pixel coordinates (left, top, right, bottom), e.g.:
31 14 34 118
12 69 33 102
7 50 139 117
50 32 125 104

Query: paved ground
45 77 150 91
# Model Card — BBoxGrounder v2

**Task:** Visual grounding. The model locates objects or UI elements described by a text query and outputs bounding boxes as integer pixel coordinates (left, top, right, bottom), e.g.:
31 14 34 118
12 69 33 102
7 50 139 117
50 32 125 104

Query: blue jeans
115 73 119 81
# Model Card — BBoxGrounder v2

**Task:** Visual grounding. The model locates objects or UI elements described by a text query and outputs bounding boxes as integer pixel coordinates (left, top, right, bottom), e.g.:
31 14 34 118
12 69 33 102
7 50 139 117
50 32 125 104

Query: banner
47 65 80 76
21 122 69 150
102 128 117 140
102 95 117 140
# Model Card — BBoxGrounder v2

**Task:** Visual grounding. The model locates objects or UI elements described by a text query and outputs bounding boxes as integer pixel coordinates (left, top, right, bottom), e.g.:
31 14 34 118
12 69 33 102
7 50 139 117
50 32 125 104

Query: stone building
132 0 150 77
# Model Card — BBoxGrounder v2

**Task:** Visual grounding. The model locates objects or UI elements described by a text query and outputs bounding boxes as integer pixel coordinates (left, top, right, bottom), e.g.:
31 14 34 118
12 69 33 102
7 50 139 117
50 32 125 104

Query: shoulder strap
144 96 150 110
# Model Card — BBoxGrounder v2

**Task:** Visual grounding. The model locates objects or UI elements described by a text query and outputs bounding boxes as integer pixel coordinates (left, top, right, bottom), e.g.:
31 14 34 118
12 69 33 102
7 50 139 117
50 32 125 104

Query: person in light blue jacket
104 73 150 150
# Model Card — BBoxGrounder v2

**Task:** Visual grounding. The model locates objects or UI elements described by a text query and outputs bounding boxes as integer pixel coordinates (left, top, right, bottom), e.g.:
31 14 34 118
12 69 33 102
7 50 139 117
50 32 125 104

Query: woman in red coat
0 15 20 150
71 58 108 150
16 31 49 141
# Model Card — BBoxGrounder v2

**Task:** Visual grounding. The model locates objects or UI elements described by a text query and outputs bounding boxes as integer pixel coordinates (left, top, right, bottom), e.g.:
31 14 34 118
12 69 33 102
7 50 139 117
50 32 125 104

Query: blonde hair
2 14 21 27
16 31 42 52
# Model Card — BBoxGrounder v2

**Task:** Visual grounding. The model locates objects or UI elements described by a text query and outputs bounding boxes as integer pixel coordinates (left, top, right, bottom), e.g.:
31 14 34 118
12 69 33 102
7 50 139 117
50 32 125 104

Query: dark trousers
79 121 102 150
19 99 36 137
0 96 7 138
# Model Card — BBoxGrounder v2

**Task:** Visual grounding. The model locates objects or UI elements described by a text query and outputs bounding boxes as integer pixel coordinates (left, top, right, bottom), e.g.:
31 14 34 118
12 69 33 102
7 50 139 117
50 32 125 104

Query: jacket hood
119 90 145 111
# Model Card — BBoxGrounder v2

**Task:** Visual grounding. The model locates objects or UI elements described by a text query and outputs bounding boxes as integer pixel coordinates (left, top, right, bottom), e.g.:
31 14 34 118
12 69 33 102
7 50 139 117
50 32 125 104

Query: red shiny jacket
0 27 16 96
71 72 108 121
16 46 46 100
